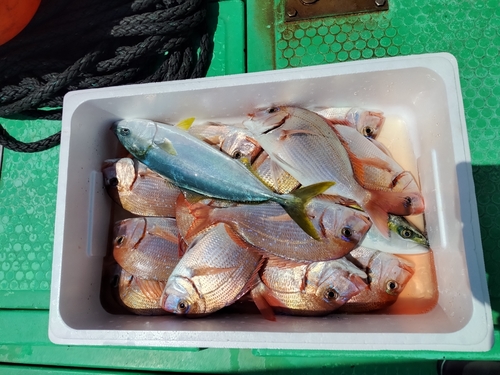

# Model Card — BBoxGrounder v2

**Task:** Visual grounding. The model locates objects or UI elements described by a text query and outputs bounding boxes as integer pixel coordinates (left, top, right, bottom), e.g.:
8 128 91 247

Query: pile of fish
103 106 430 319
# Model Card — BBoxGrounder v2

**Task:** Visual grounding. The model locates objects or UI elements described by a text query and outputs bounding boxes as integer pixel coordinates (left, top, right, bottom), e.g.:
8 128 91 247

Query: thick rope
0 0 213 153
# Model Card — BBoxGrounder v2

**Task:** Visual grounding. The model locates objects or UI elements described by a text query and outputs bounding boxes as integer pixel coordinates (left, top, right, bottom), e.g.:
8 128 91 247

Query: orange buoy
0 0 41 46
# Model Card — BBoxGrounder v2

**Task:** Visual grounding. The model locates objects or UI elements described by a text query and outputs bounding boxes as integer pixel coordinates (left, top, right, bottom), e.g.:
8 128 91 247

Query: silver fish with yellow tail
112 118 334 240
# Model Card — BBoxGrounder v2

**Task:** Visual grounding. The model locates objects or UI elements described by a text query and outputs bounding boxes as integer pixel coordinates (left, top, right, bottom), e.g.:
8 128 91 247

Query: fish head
188 121 233 145
112 218 146 263
388 215 429 248
220 130 262 163
386 191 426 216
368 252 415 299
112 119 157 159
243 106 290 136
308 262 368 308
320 204 372 245
102 158 136 195
161 276 206 315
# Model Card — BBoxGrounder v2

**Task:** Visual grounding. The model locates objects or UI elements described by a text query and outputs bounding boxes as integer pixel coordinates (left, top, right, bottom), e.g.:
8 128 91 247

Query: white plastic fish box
50 53 493 351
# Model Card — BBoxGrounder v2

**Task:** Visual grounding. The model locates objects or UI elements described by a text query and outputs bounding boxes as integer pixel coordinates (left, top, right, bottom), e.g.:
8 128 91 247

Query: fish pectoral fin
348 153 394 187
146 226 178 244
336 258 368 278
265 255 303 269
266 213 292 222
369 138 393 157
189 266 239 278
154 138 177 155
135 278 166 300
278 128 319 140
176 117 195 130
270 152 300 174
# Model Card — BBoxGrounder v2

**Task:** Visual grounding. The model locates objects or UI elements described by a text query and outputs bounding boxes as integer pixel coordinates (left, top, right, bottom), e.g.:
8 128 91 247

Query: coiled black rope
0 0 213 153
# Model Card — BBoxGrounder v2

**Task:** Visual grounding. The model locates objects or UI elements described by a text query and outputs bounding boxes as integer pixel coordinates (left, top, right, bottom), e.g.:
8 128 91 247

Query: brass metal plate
284 0 389 22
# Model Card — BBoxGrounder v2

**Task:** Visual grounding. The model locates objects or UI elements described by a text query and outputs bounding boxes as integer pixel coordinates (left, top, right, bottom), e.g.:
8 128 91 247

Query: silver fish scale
170 223 261 311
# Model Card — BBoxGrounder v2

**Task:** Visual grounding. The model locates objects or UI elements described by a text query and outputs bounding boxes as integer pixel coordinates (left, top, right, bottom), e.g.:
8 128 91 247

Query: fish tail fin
279 181 335 240
250 280 276 322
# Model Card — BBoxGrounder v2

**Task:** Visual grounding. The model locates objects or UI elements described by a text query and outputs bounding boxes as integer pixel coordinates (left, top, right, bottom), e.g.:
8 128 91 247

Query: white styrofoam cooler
49 53 493 351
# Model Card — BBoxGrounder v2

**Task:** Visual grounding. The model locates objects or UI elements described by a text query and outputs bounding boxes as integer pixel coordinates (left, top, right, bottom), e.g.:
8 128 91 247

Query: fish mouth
110 122 118 133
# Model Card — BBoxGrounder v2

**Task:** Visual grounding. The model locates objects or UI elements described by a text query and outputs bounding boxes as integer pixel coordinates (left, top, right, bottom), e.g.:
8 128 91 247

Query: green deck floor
1 0 499 372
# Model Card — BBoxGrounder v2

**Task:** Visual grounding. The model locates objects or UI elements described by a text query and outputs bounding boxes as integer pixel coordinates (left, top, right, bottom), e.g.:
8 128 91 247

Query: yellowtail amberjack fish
112 119 334 240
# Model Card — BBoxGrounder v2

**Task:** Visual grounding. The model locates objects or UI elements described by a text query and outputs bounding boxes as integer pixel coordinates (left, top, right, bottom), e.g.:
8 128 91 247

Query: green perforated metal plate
0 119 60 309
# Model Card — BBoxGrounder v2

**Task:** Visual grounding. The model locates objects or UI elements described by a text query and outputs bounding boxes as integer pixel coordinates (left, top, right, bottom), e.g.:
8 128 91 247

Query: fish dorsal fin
188 266 238 278
176 117 195 130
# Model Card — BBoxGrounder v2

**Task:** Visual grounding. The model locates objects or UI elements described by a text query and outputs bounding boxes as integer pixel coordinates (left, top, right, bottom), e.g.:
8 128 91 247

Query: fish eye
399 227 413 239
324 288 339 300
115 236 125 246
341 227 353 239
108 177 119 187
177 300 190 313
266 107 280 114
363 127 373 137
120 128 131 136
403 196 413 208
233 151 242 159
386 280 399 295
